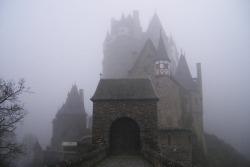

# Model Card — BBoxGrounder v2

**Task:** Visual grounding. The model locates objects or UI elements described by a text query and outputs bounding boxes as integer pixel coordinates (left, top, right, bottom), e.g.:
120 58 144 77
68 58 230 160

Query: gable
128 39 156 77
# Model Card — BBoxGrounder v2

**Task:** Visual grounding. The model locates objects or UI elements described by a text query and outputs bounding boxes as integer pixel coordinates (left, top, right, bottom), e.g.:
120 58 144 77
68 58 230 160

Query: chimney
196 63 202 95
79 89 84 103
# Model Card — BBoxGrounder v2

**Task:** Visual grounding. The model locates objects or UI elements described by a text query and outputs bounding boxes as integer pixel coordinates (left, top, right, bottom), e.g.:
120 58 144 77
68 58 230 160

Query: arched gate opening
109 117 141 155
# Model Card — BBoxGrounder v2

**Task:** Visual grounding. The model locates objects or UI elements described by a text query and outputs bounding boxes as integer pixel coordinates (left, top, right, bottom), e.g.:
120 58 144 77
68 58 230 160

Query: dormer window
155 60 169 76
160 62 164 68
155 33 171 76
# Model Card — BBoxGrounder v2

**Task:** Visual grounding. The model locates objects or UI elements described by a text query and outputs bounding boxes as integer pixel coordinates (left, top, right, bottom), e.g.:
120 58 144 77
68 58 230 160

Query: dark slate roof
129 38 156 73
143 38 156 52
146 12 162 33
174 55 197 91
156 35 171 61
91 78 158 101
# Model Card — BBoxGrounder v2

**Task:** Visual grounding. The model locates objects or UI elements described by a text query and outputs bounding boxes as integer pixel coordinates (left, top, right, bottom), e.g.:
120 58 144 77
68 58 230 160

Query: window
160 63 164 68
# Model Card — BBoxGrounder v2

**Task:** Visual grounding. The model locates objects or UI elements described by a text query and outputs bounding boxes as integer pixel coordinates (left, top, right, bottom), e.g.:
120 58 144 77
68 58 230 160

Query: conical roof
174 54 196 91
146 12 163 34
146 12 169 51
169 34 175 46
156 34 171 61
58 84 86 115
68 84 78 97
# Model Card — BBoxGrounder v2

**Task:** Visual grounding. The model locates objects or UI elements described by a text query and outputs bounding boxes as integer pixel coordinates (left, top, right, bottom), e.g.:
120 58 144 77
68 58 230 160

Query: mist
0 0 249 160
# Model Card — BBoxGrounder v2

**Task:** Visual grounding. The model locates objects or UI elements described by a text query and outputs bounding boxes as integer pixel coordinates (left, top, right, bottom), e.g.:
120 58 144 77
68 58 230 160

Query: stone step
94 156 153 167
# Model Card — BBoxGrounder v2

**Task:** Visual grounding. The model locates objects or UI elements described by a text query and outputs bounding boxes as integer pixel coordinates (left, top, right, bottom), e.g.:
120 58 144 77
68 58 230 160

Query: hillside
193 133 250 167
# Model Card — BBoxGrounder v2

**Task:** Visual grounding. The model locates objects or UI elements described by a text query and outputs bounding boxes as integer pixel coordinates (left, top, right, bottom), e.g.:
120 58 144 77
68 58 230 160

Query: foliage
193 133 250 167
0 78 31 166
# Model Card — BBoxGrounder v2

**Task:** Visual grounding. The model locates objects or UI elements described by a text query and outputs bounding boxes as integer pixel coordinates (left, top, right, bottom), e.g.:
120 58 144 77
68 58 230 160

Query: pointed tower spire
156 32 171 62
147 12 162 33
174 53 196 91
154 32 171 77
146 12 169 49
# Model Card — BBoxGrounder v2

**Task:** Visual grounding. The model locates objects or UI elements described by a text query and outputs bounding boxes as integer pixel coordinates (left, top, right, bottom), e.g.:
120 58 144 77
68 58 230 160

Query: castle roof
146 12 163 34
91 78 158 101
57 84 86 115
174 54 196 91
129 39 156 74
156 34 171 61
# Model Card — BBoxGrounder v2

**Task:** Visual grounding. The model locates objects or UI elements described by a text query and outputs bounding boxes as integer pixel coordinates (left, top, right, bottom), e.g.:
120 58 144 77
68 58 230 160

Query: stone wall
52 113 88 150
143 148 184 167
128 39 182 130
154 76 182 129
92 100 158 152
157 129 192 167
43 150 77 166
44 147 107 167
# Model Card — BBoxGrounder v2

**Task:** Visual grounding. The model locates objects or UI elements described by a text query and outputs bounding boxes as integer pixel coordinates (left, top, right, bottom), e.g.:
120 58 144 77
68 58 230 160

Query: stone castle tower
51 85 87 150
102 11 179 79
102 11 207 153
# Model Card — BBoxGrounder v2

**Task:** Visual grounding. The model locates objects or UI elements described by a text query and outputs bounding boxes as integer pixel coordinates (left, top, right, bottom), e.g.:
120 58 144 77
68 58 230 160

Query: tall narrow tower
51 85 87 150
154 33 182 129
154 32 171 76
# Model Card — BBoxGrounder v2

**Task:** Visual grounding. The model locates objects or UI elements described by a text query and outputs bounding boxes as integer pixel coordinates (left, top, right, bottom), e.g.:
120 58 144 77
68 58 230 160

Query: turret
132 10 142 38
154 32 171 76
196 63 202 95
174 53 196 91
79 89 84 107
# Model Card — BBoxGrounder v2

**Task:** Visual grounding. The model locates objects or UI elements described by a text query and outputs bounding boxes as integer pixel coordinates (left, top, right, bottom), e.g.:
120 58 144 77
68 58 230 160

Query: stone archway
109 117 141 155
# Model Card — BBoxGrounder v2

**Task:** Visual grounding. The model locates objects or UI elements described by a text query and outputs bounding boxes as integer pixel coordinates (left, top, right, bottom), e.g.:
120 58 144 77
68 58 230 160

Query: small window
160 63 164 68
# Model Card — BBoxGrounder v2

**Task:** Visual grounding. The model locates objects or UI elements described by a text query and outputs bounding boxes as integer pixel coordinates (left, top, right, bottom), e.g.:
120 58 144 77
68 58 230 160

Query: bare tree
0 78 31 166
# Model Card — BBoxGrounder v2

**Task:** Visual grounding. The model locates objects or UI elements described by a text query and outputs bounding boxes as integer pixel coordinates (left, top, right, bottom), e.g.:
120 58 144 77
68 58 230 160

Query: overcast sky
0 0 249 159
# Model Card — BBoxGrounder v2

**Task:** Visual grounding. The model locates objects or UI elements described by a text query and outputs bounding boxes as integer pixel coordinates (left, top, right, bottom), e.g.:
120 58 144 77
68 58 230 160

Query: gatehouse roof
91 78 158 101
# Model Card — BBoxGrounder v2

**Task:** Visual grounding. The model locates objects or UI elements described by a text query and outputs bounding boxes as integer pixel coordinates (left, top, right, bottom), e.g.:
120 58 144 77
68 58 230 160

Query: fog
0 0 249 159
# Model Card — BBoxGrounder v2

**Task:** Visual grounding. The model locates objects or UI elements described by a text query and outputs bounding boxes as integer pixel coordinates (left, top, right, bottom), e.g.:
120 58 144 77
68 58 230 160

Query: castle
51 85 90 150
91 11 207 166
48 11 207 167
